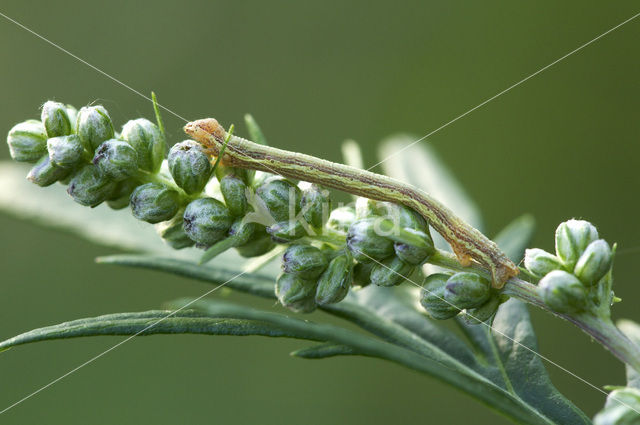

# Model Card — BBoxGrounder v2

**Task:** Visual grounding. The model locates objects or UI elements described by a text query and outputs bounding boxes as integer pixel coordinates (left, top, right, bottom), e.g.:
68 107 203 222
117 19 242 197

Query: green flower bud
255 178 301 222
346 218 394 262
352 262 373 288
420 273 460 320
93 139 138 181
394 228 435 265
235 230 276 258
460 295 501 325
444 272 491 309
41 100 72 137
183 198 234 246
130 183 180 223
267 220 307 243
355 197 380 219
316 254 353 305
6 120 47 162
155 209 194 249
168 140 211 194
275 273 317 313
574 239 612 286
220 174 248 216
27 155 70 187
327 206 356 233
47 135 85 168
300 184 330 229
106 178 139 210
282 244 329 279
65 105 78 126
523 248 564 277
215 164 251 186
555 219 599 269
120 118 165 173
538 270 588 313
67 164 117 206
593 388 640 425
369 256 414 287
75 105 115 152
377 202 427 230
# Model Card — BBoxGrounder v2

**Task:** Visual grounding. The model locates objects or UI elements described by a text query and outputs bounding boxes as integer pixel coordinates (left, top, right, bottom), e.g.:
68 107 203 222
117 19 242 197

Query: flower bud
420 273 460 320
327 206 356 233
41 100 72 137
130 183 180 223
282 244 328 279
93 139 138 181
316 254 353 305
106 178 139 210
120 118 165 173
27 155 70 187
67 164 117 206
523 248 563 277
300 184 330 229
574 239 612 286
235 230 276 258
460 295 501 325
228 220 262 246
352 262 373 288
369 256 414 287
220 174 248 217
444 272 491 309
155 210 194 249
538 270 588 313
6 120 47 162
183 198 234 246
255 178 301 222
377 202 427 231
394 228 435 265
65 105 78 126
168 140 211 194
267 220 307 243
555 219 599 269
75 105 115 152
355 197 379 219
275 273 317 313
346 218 394 262
47 135 85 168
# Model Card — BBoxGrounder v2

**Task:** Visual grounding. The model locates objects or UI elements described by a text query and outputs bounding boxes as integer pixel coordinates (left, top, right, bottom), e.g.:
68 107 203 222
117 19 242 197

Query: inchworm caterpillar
184 118 518 287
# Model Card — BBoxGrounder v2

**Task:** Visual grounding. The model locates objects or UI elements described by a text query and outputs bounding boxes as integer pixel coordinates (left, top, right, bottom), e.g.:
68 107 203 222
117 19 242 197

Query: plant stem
503 277 640 372
429 249 640 372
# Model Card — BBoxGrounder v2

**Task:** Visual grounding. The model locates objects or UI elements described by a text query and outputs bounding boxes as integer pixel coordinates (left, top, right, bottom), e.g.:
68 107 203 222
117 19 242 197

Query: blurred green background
1 1 639 423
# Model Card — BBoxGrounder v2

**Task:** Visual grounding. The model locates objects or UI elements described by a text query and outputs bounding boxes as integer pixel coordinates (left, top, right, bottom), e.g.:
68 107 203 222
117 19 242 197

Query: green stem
429 248 640 372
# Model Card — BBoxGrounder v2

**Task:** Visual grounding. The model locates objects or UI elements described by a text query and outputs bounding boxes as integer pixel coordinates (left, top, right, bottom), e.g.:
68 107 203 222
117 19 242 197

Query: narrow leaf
618 319 640 390
291 343 358 359
493 214 536 263
244 114 268 145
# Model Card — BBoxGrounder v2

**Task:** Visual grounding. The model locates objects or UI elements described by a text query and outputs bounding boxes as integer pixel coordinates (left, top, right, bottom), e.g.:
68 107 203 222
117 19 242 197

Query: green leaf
378 135 483 230
291 343 358 359
617 319 640 390
0 310 323 352
453 216 589 424
97 255 276 298
244 114 268 146
493 214 536 262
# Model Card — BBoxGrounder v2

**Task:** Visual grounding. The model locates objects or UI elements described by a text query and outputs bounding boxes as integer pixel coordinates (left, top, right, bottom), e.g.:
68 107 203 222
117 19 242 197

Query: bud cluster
523 219 614 314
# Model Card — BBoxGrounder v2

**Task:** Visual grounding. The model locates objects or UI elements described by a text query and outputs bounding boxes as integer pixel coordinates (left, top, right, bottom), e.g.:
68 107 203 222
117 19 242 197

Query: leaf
0 310 324 352
617 319 640 390
97 255 276 298
454 217 590 424
291 343 358 359
378 135 483 230
493 214 536 263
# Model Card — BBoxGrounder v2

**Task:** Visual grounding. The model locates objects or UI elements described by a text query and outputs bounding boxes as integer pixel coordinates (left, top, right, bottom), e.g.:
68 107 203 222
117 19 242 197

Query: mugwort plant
2 97 640 424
